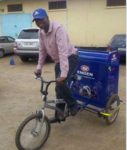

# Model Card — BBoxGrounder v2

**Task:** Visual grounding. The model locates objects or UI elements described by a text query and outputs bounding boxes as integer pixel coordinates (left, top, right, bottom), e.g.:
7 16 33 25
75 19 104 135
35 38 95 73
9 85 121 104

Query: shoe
49 117 60 123
55 102 66 121
70 104 78 116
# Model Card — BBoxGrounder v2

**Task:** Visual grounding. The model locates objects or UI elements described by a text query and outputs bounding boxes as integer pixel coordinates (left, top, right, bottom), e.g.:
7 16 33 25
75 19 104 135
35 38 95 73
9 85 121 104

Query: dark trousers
55 54 79 107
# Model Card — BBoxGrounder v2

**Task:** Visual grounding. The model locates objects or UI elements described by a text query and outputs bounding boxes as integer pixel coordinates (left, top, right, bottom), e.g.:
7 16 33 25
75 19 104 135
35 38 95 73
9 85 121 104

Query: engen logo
80 65 89 72
77 65 94 78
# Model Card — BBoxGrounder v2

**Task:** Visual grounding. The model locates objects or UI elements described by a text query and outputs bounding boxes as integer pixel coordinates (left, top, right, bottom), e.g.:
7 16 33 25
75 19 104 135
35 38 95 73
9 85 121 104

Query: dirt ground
0 55 126 150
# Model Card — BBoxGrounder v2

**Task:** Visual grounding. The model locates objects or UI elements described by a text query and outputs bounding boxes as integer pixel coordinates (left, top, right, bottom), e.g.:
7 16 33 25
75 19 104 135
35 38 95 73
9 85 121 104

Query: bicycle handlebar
35 76 56 97
35 76 56 84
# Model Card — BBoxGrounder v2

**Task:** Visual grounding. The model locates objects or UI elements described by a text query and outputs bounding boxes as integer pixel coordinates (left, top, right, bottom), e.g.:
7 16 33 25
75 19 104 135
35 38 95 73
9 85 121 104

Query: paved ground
0 55 126 150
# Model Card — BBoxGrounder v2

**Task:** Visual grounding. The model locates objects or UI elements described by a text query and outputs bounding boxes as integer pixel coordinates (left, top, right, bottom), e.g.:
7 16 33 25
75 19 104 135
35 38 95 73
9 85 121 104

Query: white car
0 36 15 58
14 28 39 62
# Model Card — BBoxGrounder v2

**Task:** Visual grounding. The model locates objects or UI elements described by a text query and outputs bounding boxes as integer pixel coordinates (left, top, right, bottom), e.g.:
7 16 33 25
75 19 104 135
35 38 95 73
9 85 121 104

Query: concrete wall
0 0 126 47
67 0 126 47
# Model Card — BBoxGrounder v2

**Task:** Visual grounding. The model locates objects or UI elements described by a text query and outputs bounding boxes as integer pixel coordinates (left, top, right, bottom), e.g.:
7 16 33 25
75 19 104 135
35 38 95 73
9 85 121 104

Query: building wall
67 0 126 47
0 0 33 37
0 15 2 35
0 0 126 47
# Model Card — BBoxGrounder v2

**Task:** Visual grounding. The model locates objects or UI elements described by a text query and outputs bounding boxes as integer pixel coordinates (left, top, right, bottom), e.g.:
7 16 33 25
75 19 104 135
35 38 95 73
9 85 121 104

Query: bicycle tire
15 113 51 150
105 94 120 125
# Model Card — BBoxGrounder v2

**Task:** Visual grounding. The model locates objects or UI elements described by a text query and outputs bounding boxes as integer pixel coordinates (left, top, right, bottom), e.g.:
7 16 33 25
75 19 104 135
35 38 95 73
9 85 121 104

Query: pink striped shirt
37 21 77 77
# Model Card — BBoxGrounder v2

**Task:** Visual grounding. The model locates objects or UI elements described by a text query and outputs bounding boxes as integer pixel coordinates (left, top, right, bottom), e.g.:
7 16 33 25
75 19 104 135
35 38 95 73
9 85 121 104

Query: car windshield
109 34 126 48
18 29 39 39
0 37 6 43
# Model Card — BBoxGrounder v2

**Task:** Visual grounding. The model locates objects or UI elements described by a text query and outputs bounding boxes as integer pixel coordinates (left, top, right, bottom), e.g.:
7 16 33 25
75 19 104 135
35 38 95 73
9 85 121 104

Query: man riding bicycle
33 8 79 116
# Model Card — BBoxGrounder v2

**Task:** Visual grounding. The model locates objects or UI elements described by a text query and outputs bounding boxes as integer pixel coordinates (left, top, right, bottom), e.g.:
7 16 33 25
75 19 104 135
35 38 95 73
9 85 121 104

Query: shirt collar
40 22 53 35
47 22 53 34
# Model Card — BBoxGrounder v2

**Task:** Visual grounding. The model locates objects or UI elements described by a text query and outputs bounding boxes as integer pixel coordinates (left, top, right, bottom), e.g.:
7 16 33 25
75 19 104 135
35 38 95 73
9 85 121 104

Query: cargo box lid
78 49 119 63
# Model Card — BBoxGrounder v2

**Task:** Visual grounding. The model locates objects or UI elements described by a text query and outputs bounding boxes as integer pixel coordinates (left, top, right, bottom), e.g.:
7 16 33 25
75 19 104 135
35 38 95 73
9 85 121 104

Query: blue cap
32 8 47 21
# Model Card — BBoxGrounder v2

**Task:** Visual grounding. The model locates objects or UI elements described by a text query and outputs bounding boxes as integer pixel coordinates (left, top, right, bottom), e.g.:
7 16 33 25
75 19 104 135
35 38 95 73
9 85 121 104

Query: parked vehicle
107 34 126 61
0 36 15 58
14 28 39 62
77 34 126 62
14 28 52 62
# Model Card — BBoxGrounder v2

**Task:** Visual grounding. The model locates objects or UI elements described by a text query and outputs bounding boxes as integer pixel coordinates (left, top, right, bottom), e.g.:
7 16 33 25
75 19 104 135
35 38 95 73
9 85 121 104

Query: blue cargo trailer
68 49 120 124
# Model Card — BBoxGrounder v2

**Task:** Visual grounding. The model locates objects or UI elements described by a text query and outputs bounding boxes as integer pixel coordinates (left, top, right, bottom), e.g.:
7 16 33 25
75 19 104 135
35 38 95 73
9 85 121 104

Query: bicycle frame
35 76 68 123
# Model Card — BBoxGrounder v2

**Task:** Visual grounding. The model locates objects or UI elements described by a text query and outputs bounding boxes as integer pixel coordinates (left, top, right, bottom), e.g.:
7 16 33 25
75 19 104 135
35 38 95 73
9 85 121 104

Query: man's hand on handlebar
56 77 66 84
34 69 42 77
34 69 66 84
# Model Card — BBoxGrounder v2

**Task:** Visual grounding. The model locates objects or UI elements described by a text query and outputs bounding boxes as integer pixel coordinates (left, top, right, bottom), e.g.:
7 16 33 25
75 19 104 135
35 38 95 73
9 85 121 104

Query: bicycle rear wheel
105 94 120 125
15 113 50 150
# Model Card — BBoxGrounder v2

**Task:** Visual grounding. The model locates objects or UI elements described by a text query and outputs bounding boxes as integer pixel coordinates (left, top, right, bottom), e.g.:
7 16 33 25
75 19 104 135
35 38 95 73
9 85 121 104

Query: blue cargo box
70 49 119 108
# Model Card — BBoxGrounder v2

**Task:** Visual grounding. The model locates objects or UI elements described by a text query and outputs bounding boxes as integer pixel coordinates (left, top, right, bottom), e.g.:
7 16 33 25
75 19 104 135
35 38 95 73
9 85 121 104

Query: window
18 29 39 39
7 4 22 12
48 1 66 10
0 37 8 43
8 37 15 42
109 34 126 48
107 0 126 7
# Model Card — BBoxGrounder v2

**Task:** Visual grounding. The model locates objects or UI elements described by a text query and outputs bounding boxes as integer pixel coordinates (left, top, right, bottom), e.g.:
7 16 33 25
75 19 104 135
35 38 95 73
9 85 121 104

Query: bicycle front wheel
15 113 51 150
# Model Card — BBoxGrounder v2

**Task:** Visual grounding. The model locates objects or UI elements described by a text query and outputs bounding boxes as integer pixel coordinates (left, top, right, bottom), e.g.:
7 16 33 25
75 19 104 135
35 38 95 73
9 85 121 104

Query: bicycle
15 49 122 150
15 76 71 150
15 74 120 150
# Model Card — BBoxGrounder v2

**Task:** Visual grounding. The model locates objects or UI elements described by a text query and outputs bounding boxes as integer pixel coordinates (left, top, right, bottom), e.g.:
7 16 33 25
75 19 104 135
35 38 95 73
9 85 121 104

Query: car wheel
0 50 4 58
20 56 29 62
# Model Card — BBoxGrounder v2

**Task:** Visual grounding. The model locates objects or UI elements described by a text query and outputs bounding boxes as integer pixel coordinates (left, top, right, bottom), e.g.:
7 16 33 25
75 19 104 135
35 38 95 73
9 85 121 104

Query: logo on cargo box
80 65 89 72
112 54 117 61
77 65 94 78
113 54 116 59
